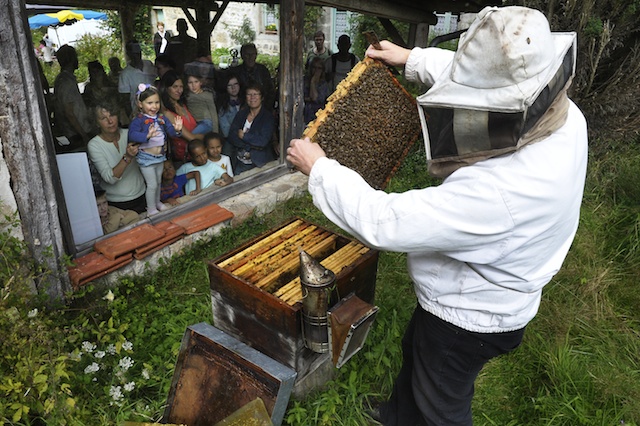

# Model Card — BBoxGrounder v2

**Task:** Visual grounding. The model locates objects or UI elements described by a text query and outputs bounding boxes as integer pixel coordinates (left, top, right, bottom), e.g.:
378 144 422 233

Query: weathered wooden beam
23 0 496 25
208 0 229 33
307 0 435 24
279 0 305 158
378 17 407 47
0 0 72 301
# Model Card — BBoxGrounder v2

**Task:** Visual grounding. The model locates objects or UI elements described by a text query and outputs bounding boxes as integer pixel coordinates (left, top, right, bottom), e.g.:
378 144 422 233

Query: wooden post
279 0 305 160
193 2 212 56
414 22 430 48
0 0 72 301
118 3 139 46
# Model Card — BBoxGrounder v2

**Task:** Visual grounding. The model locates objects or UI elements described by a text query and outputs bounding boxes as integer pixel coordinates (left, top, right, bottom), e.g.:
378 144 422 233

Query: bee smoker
299 248 337 353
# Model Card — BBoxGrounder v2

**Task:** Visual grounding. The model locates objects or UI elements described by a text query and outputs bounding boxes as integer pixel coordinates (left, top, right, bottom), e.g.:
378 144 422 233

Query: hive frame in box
208 217 379 395
303 57 422 190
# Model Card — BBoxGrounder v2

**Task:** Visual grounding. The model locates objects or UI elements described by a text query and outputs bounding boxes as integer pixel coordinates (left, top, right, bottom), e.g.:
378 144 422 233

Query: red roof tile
133 221 185 259
94 223 165 261
68 252 133 289
170 204 234 234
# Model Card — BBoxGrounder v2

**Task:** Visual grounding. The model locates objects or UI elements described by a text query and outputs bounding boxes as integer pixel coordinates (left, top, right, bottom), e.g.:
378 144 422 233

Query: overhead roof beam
307 0 435 24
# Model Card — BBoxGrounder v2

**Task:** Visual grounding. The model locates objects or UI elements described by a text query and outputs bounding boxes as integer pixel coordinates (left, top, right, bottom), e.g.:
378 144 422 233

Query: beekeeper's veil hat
417 6 577 178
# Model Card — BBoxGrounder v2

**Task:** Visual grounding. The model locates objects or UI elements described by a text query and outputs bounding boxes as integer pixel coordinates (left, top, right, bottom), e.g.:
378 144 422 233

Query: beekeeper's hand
287 138 326 176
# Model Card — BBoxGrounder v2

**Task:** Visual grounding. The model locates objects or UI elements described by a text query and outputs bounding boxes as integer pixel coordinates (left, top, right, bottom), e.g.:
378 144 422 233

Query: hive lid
303 57 422 190
164 322 296 426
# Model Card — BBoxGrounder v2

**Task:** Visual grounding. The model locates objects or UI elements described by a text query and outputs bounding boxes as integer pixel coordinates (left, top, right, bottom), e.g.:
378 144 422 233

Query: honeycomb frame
303 57 422 190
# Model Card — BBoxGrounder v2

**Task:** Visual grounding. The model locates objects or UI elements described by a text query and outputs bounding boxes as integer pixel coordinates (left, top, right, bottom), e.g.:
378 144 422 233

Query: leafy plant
303 6 325 43
229 16 256 46
0 209 76 425
74 32 123 82
505 0 640 142
103 6 153 50
348 14 410 59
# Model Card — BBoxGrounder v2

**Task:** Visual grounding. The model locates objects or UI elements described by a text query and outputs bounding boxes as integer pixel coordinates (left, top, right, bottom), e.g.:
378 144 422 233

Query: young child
187 75 219 134
177 139 233 194
128 84 183 216
205 132 234 178
161 160 201 206
95 189 139 234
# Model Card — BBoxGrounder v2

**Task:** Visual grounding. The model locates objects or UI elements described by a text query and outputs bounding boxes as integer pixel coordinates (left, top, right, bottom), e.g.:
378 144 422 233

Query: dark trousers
380 306 526 426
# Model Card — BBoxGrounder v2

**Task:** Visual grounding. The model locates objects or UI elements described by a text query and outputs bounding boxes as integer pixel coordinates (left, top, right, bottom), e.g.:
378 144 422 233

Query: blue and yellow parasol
28 10 107 29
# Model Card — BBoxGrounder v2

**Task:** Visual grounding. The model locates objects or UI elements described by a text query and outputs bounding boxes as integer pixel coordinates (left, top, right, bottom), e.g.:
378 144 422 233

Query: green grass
2 141 640 424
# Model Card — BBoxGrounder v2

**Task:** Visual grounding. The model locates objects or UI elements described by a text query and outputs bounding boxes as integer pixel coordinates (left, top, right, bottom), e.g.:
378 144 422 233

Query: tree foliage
103 6 154 53
506 0 640 142
304 6 325 43
349 14 410 60
229 16 256 46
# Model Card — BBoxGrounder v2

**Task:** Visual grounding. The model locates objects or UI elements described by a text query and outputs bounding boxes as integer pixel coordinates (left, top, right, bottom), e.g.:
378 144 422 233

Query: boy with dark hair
176 139 233 193
160 160 201 206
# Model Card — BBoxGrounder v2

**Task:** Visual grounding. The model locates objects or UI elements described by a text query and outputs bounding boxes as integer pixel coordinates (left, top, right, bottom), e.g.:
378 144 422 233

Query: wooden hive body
208 218 378 382
303 57 422 190
164 323 296 426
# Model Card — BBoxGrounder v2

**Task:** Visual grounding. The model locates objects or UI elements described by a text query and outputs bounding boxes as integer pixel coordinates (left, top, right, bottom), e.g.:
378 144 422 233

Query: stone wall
157 4 280 56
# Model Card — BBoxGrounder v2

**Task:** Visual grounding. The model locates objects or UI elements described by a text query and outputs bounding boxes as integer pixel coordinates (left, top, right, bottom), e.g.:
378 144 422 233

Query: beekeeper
286 6 587 425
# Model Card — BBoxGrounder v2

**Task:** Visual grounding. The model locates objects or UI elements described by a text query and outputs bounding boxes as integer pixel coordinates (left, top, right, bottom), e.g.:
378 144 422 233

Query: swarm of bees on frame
303 57 422 190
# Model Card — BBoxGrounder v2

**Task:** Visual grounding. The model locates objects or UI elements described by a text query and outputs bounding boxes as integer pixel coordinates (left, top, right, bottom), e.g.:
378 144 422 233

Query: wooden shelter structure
0 0 497 301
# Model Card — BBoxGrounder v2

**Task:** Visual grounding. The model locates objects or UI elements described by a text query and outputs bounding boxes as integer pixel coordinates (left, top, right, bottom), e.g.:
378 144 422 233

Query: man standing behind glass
306 31 332 71
118 41 157 117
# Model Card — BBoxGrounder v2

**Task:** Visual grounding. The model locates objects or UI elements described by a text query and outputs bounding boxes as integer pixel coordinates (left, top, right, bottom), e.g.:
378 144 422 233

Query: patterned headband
136 83 157 99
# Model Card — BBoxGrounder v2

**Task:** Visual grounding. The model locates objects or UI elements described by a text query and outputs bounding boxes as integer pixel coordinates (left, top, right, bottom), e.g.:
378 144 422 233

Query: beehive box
164 323 295 426
208 218 378 378
303 57 422 190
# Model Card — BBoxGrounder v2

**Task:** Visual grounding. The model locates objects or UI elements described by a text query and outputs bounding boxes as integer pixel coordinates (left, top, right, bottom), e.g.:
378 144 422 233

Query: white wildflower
119 356 134 371
142 368 150 380
27 308 38 318
81 341 96 353
68 352 82 361
94 350 105 359
109 385 123 401
84 362 100 374
103 290 114 302
122 340 133 351
191 287 197 293
106 344 116 355
124 381 135 392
